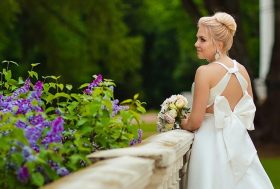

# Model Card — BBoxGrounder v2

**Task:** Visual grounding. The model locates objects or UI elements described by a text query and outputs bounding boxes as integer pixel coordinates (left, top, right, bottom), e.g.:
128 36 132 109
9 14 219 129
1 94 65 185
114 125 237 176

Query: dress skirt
187 114 274 189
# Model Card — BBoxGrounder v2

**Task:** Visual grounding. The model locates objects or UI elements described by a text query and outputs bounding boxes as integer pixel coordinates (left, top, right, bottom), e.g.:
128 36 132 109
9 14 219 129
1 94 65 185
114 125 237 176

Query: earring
215 50 220 60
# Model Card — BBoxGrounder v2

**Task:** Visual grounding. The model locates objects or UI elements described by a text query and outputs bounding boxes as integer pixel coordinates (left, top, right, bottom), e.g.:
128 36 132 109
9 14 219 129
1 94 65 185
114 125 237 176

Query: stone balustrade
43 130 194 189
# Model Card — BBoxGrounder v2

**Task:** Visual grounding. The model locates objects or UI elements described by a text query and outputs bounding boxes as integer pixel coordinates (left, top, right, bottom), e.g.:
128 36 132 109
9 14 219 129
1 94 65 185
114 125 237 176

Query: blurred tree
0 0 143 98
123 0 200 108
0 0 20 59
258 0 280 143
0 0 260 111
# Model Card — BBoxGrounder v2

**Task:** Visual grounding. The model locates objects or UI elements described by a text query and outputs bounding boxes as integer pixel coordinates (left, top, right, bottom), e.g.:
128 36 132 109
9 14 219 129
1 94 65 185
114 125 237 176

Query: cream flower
164 111 176 124
175 98 185 109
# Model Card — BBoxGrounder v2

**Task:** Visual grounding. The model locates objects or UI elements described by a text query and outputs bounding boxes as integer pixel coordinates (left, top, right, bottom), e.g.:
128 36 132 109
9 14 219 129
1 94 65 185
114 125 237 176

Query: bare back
205 60 253 113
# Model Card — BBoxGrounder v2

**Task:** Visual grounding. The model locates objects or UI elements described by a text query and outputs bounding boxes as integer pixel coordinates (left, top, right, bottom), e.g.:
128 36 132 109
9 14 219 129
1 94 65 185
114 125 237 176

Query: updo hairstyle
198 12 237 52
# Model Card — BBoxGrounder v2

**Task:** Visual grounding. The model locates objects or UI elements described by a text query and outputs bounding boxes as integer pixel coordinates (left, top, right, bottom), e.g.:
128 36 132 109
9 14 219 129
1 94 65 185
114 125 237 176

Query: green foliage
123 0 200 108
0 0 143 99
0 61 145 188
0 0 260 110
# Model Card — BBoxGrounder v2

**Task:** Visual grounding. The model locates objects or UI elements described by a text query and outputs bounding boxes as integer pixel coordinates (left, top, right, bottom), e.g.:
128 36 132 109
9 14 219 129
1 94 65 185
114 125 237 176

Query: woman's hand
180 115 189 130
181 114 197 132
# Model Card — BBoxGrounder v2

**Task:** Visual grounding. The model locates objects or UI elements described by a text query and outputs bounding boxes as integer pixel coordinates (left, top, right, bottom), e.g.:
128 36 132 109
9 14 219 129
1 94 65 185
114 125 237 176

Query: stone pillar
256 0 275 102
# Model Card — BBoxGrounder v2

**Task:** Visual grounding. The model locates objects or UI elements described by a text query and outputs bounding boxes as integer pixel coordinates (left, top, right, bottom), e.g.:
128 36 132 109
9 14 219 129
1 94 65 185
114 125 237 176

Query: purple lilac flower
137 129 143 143
42 117 64 145
25 125 44 150
30 81 43 100
48 160 69 176
22 146 36 162
15 99 32 114
0 94 3 106
0 96 12 111
48 160 59 170
29 114 44 126
56 167 69 176
112 99 129 117
12 79 31 98
83 74 103 95
16 120 27 129
129 129 143 146
129 138 137 146
17 166 29 183
55 108 61 115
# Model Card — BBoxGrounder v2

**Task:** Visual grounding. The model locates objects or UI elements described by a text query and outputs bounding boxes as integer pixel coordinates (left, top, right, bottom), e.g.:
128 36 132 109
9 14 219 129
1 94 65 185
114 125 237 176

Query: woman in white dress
181 12 274 189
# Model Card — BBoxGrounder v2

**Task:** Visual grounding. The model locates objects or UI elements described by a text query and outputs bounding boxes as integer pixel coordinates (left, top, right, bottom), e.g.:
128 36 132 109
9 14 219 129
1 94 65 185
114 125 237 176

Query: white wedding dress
187 60 274 189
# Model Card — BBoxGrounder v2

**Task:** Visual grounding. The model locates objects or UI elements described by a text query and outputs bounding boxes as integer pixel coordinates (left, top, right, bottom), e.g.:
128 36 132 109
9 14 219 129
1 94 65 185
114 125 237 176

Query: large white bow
214 94 257 183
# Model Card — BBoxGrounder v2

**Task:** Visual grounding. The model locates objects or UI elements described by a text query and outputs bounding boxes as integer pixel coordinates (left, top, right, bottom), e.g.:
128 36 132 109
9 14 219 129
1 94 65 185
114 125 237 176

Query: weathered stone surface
88 130 194 168
42 156 154 189
43 130 194 189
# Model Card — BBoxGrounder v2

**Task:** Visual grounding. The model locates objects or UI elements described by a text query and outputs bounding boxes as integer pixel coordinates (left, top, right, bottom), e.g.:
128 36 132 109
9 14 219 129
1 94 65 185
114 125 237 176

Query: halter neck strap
213 60 239 73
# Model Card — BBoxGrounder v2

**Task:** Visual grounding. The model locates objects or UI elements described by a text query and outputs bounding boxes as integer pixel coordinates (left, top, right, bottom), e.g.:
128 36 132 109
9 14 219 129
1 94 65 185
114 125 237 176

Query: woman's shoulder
195 64 218 77
195 65 211 78
194 65 214 84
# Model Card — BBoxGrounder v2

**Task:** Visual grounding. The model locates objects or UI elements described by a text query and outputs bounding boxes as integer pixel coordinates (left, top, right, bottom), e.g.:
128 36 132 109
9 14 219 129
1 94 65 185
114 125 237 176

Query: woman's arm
181 66 210 131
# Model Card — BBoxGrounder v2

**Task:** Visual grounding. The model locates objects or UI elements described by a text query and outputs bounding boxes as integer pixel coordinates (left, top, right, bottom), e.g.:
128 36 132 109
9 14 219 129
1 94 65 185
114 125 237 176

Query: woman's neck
208 53 230 63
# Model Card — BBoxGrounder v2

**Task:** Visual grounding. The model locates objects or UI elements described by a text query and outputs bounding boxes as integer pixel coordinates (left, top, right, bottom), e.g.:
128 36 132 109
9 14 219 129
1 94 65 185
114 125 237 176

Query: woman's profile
181 12 274 188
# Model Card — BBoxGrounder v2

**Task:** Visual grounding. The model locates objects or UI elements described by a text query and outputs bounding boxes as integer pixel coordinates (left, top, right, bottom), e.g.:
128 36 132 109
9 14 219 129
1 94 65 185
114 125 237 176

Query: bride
181 12 274 189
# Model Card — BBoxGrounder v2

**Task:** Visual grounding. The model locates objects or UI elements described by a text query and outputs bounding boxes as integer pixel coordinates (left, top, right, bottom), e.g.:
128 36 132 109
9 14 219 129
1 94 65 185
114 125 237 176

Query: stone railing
43 130 194 189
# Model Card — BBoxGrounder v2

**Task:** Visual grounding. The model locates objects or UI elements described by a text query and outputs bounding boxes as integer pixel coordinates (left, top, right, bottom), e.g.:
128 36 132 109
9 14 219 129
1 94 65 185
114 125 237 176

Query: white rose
168 109 177 117
175 98 185 109
178 95 188 106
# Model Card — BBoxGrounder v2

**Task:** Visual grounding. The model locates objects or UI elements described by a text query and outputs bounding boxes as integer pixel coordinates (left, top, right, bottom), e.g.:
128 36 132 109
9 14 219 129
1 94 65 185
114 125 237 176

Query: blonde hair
198 12 237 52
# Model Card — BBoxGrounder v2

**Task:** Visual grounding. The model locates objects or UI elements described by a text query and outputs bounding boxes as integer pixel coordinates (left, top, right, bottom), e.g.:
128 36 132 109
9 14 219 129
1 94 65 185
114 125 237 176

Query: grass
140 122 280 188
261 158 280 188
140 122 157 139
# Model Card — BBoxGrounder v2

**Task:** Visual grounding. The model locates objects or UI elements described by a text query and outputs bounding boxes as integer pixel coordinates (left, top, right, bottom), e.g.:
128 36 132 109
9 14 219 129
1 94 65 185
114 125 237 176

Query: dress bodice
192 60 249 108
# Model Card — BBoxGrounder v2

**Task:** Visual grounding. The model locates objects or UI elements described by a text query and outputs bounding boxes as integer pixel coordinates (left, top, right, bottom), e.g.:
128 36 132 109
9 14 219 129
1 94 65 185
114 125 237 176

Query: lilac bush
0 61 146 189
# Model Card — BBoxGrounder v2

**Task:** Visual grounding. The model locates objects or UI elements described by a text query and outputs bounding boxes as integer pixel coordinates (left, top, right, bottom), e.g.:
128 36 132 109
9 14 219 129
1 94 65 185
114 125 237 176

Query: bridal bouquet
157 94 190 132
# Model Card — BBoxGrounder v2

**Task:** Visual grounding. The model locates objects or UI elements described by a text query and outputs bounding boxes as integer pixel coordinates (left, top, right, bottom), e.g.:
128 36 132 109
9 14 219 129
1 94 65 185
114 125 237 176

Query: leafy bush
0 60 145 188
